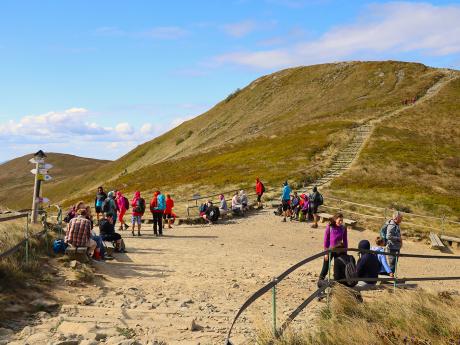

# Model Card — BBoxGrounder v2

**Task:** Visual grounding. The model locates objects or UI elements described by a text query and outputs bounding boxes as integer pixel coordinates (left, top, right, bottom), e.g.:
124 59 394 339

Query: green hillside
1 61 457 218
331 74 460 217
0 153 109 210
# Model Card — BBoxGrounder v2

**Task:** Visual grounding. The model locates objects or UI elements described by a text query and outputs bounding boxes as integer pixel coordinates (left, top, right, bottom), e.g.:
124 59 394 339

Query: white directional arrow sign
36 197 50 203
39 163 53 170
29 157 44 164
31 168 49 175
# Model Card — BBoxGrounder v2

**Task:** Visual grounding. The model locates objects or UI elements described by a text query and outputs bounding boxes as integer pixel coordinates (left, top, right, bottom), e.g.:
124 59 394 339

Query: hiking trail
305 70 459 190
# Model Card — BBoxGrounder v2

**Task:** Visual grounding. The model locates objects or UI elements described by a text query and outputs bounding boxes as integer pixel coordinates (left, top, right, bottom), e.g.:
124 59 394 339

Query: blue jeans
91 235 106 258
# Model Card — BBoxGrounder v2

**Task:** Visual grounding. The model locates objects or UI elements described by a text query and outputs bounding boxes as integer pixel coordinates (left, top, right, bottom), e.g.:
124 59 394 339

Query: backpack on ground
53 239 68 254
338 255 358 287
207 206 220 222
379 220 391 245
123 196 130 210
134 198 146 214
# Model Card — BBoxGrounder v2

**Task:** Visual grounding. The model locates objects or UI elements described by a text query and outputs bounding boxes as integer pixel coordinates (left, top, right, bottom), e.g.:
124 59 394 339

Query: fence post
383 208 387 220
271 278 278 336
25 213 29 265
57 206 63 238
441 215 445 236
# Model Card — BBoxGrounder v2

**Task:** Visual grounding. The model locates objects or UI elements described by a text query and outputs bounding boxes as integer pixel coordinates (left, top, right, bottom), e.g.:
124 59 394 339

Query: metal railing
225 247 460 344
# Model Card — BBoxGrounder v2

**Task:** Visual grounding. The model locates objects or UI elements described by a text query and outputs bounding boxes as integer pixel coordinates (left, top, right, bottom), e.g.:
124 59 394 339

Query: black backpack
207 206 220 222
317 193 324 206
338 255 358 287
123 196 130 210
134 198 146 213
102 199 111 213
261 182 266 193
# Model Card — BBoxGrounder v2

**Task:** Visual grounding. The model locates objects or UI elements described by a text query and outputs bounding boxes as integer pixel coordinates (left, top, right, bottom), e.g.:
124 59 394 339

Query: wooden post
31 161 41 224
271 277 278 336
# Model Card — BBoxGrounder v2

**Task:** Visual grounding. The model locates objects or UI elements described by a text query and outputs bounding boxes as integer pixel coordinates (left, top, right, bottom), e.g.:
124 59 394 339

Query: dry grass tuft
256 285 460 345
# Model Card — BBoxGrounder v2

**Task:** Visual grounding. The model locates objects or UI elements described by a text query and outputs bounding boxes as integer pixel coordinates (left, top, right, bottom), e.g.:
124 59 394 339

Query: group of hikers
318 210 403 287
61 187 178 261
61 178 405 284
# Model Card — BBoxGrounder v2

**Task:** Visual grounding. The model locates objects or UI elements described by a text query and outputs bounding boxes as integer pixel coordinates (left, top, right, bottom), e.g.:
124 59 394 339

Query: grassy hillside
0 61 453 214
0 153 109 210
331 75 460 218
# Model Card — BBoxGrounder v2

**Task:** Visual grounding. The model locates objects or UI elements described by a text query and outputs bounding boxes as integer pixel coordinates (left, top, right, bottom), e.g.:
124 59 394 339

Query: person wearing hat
356 239 380 286
102 191 119 225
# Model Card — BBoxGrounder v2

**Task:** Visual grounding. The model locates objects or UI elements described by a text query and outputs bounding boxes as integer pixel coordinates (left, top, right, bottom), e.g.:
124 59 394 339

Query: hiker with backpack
356 239 380 286
299 194 309 222
309 186 323 228
94 187 107 225
255 178 265 208
318 213 348 283
150 190 166 236
115 191 129 231
371 237 394 277
163 194 175 229
102 191 118 225
281 181 292 222
131 191 145 236
381 211 403 273
202 201 220 225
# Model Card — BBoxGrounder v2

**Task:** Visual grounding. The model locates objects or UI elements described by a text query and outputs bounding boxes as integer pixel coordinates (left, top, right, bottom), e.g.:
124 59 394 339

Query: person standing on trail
116 191 129 231
281 181 292 222
94 186 107 225
131 191 145 236
163 194 175 229
102 191 118 225
309 186 323 228
150 191 166 236
255 178 265 208
386 211 403 273
318 213 348 283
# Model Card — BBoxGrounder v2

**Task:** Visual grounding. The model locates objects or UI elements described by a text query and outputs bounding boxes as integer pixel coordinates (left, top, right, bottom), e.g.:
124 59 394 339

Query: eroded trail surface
7 210 460 345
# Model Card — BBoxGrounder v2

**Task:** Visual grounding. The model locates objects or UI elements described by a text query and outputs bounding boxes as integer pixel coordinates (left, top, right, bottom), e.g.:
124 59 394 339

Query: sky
0 0 459 162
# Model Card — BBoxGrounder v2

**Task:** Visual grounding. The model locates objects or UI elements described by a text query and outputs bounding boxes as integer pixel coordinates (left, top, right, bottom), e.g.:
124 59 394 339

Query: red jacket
131 191 144 216
165 198 174 214
256 180 264 195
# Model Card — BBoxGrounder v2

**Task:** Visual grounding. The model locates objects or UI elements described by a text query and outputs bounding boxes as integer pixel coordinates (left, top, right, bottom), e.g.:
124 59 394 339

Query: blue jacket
281 185 291 201
371 246 393 274
156 194 166 211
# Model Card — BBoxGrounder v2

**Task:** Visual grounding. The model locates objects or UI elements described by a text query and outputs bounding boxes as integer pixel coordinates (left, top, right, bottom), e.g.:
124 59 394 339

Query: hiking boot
124 224 129 230
138 231 141 236
282 217 286 222
132 230 135 236
104 255 114 260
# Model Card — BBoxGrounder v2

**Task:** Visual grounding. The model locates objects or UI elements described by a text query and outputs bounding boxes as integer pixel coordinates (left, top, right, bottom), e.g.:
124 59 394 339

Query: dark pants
152 213 163 235
387 248 400 273
319 252 337 279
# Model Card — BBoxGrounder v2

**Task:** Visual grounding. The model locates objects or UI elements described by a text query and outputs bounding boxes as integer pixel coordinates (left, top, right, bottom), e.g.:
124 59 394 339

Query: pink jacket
116 191 126 213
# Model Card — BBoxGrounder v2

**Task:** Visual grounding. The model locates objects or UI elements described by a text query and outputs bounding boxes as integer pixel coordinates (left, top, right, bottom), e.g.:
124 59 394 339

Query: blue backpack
53 239 68 254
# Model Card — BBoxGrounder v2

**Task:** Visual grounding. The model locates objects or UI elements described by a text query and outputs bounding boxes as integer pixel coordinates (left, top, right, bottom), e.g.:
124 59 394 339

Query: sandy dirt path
6 209 460 345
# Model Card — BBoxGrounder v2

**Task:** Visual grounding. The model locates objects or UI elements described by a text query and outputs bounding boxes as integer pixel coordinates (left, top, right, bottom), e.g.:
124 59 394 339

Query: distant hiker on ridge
281 181 291 222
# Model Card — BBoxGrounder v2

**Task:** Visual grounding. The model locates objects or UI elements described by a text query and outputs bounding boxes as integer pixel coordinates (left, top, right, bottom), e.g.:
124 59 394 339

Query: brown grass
256 285 460 345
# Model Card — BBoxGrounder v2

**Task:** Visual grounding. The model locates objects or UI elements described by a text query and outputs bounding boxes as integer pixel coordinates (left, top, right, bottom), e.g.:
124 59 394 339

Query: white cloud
222 20 257 38
141 26 188 39
216 2 460 69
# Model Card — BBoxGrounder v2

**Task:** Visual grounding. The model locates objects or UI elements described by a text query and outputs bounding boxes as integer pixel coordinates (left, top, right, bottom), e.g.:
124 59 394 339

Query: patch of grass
256 285 460 345
116 327 136 339
74 264 94 283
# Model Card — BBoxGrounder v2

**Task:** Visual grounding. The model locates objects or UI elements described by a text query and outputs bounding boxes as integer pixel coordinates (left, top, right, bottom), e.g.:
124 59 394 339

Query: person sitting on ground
163 194 175 229
318 213 348 283
99 213 125 253
131 191 145 236
94 186 107 225
290 191 301 221
356 239 380 286
202 201 220 224
102 191 118 225
255 178 265 208
65 208 97 257
219 194 228 217
199 201 209 216
231 192 244 215
116 191 129 231
281 181 292 222
386 210 403 273
309 186 323 228
239 190 249 211
371 237 394 277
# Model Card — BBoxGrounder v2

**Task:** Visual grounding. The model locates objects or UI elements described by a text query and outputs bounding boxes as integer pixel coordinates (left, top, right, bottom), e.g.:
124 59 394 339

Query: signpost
30 150 52 223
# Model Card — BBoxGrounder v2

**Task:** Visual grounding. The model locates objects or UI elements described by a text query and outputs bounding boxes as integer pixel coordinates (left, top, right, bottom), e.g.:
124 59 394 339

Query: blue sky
1 0 459 162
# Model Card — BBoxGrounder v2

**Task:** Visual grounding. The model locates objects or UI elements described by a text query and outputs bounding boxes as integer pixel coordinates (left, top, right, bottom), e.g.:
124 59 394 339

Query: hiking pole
327 250 332 305
393 254 399 293
272 277 278 337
